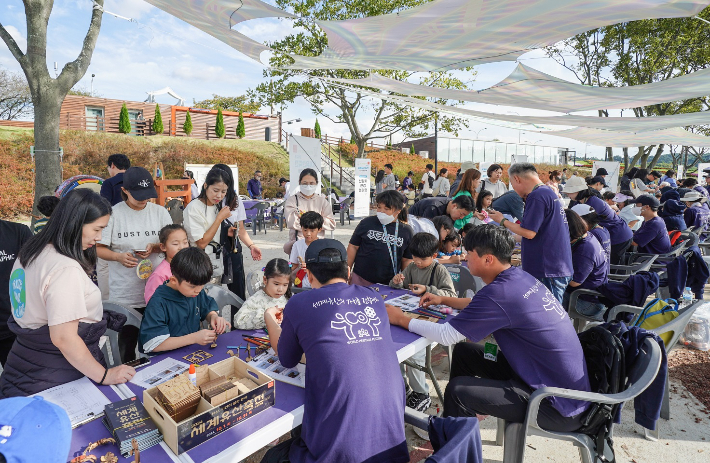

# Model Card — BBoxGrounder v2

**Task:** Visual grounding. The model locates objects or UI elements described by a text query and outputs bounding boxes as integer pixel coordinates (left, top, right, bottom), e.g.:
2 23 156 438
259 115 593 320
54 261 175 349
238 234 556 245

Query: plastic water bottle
682 287 694 306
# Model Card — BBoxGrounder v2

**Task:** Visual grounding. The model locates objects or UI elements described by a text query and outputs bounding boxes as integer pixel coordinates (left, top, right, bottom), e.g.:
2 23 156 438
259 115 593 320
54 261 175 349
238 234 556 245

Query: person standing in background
402 171 414 192
279 177 291 200
383 164 396 191
247 170 263 199
0 204 32 366
432 168 450 197
182 170 198 200
420 164 436 198
100 154 130 206
375 169 386 195
476 164 507 199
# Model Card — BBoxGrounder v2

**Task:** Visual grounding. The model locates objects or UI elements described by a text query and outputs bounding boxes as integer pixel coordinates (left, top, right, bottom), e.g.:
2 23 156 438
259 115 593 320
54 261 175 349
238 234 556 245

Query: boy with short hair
261 240 409 463
33 195 60 234
389 232 456 411
289 211 323 288
139 247 229 353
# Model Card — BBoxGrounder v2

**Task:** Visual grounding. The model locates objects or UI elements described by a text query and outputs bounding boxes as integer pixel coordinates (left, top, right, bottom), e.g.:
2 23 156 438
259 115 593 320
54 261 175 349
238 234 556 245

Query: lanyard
383 221 400 275
532 183 545 192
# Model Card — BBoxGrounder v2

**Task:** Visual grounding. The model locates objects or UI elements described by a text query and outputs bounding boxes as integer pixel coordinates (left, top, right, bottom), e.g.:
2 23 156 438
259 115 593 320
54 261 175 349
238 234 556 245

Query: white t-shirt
10 245 102 330
476 179 508 199
421 171 435 194
289 238 311 288
228 200 247 224
620 205 644 231
100 202 172 309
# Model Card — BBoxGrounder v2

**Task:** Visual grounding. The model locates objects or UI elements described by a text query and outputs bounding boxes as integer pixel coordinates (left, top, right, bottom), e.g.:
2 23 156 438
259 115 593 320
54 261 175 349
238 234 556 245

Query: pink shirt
144 260 172 304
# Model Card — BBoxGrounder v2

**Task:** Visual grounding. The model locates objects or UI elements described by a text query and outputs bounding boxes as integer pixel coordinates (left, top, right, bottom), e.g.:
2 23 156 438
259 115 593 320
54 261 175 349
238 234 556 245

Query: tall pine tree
183 110 193 136
236 111 246 139
410 143 415 154
118 103 131 134
215 108 225 138
314 118 321 139
152 103 163 134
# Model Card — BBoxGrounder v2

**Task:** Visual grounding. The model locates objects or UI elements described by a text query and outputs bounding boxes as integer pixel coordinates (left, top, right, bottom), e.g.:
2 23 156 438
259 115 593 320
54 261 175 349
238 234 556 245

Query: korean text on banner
592 161 620 193
354 158 371 217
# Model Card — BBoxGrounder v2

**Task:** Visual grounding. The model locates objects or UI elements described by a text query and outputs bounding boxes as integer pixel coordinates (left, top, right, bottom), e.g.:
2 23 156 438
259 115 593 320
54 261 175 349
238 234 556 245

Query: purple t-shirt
684 204 710 232
520 185 573 279
589 226 611 260
572 235 609 290
278 283 409 463
448 267 590 417
633 216 671 254
586 196 633 245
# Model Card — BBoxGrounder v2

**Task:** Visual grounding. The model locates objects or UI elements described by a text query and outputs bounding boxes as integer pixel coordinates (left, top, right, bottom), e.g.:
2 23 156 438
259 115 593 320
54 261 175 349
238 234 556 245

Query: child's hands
265 306 284 323
211 316 230 334
392 273 405 285
192 329 217 346
409 284 427 295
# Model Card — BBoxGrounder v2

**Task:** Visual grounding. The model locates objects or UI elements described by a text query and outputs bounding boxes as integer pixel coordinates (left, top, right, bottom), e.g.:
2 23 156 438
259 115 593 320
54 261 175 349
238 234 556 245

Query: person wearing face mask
631 196 671 254
247 170 264 199
347 190 414 286
545 170 563 198
96 167 172 362
283 168 336 255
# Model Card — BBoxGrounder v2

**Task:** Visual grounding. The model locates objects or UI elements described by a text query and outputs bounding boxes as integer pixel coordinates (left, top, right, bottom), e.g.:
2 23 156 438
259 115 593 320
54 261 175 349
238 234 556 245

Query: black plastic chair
246 202 270 235
340 197 353 225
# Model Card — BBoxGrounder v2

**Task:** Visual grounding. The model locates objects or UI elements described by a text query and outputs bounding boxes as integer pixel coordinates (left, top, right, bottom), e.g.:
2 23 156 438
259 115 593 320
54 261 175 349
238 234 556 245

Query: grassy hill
0 128 290 220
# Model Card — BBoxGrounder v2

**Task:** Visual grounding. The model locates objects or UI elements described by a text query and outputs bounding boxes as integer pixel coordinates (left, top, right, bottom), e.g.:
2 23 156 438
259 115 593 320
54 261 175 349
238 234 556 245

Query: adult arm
99 181 113 204
491 216 537 240
284 196 302 231
347 244 359 270
96 244 139 268
236 220 262 261
193 206 232 249
319 196 336 231
386 305 467 345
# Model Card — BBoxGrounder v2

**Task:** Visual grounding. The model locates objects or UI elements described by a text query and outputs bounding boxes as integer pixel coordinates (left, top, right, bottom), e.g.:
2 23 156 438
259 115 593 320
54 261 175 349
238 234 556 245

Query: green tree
410 143 415 154
248 0 476 158
546 9 710 170
193 94 260 113
314 118 322 139
152 103 164 134
183 110 193 136
215 107 225 138
236 111 246 139
0 0 105 218
118 103 131 134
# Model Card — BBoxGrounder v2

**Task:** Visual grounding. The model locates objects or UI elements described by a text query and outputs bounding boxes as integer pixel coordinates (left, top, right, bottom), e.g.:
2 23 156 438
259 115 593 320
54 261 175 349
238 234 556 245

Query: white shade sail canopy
323 79 710 132
542 127 710 148
143 0 296 62
328 63 710 113
285 0 710 70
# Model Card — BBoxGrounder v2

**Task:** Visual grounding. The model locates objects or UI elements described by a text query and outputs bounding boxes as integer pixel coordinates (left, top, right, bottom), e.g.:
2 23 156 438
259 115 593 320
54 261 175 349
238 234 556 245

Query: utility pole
434 112 438 174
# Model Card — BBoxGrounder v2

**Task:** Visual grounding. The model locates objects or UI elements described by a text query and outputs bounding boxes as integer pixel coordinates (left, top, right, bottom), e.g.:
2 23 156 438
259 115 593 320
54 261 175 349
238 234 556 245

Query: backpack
632 298 679 345
577 325 626 463
432 177 442 196
428 172 434 189
668 230 683 246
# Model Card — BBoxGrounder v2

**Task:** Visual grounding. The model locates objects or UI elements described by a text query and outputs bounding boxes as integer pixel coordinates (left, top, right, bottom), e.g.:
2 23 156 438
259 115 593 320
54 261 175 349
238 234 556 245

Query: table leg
402 345 444 407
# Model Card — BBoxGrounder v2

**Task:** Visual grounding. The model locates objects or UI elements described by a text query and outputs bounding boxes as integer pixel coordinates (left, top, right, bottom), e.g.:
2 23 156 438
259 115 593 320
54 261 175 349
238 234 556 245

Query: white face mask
300 184 318 196
632 206 643 216
376 212 395 225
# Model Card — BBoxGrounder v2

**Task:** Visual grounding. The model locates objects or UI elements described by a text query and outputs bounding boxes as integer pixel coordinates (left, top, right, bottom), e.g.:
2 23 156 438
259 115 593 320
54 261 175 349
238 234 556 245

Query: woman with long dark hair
432 168 450 197
451 168 483 229
375 169 386 195
1 189 135 397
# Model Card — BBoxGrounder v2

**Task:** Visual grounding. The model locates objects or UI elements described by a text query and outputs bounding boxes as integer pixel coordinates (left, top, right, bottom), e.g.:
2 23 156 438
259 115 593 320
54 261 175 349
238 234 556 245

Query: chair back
205 284 244 330
102 302 143 367
246 270 264 297
444 264 483 298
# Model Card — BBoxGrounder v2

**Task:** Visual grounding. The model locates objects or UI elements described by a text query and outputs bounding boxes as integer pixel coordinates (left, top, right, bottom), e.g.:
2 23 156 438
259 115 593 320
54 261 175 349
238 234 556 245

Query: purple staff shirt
633 216 671 254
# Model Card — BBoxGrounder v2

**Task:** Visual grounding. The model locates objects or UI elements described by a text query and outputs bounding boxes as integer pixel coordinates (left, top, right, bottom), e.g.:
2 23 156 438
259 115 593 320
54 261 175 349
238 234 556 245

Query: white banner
288 135 322 196
510 154 528 165
354 158 371 218
478 162 493 180
185 163 239 195
676 165 684 181
697 163 710 182
592 161 620 193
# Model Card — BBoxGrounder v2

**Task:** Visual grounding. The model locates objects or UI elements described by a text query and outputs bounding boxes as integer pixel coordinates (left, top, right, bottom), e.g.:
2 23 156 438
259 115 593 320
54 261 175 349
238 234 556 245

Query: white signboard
676 165 684 181
697 163 710 182
479 162 493 180
354 158 371 218
592 161 620 193
289 135 322 196
185 163 239 195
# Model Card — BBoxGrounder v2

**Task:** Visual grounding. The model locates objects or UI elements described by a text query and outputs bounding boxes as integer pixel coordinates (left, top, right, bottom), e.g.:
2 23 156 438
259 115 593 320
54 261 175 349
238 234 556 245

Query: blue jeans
562 291 606 321
540 277 571 304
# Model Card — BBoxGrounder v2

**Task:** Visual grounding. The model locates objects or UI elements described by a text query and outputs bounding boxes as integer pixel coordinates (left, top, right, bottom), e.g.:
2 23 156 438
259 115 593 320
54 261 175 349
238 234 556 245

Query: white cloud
104 0 154 20
3 25 26 54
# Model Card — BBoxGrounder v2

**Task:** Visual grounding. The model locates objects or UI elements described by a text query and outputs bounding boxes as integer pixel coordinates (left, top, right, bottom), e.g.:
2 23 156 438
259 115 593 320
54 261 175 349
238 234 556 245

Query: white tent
327 64 710 113
540 127 710 148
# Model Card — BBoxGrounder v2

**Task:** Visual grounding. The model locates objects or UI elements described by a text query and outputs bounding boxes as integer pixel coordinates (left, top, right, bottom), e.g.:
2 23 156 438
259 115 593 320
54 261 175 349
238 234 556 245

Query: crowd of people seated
0 156 704 463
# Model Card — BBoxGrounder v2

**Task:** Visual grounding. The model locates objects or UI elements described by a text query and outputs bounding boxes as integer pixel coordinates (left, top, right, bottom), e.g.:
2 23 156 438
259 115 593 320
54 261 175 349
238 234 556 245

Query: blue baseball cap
0 396 71 463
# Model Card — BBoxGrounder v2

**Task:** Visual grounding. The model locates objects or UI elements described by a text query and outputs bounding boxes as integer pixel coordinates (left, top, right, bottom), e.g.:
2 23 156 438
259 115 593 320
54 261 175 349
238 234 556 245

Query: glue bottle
188 364 197 386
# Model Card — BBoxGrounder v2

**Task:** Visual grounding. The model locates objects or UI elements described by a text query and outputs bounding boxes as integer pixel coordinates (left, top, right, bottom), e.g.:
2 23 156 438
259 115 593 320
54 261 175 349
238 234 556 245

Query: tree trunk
628 147 645 169
623 147 629 171
32 93 63 211
647 144 666 170
357 139 367 158
605 147 613 161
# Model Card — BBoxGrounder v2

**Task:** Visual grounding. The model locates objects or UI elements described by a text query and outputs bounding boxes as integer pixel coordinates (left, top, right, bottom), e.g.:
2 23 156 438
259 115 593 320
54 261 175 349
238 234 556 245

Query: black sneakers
406 391 432 412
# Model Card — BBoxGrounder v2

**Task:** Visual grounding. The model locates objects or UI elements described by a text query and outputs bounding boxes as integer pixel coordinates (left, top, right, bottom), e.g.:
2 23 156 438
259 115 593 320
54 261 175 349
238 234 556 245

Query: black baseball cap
595 168 609 176
305 239 347 264
123 167 157 201
590 175 605 185
635 195 660 208
279 177 288 185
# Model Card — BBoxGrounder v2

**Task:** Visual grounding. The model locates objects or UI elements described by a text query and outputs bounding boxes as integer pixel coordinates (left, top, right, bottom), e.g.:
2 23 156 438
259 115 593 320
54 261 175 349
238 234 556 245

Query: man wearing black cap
261 239 408 463
631 195 671 254
279 177 291 200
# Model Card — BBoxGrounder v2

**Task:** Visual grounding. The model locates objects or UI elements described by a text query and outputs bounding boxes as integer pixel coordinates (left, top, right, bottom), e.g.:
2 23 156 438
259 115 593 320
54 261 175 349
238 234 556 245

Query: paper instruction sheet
129 358 190 389
31 377 111 428
247 348 306 388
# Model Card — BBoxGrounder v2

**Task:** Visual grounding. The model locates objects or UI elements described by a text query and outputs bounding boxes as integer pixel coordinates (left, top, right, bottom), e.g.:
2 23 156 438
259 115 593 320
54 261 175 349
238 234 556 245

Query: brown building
54 95 281 141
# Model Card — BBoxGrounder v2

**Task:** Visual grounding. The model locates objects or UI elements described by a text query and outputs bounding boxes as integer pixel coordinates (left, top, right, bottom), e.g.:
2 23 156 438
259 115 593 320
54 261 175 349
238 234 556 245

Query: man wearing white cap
681 191 710 238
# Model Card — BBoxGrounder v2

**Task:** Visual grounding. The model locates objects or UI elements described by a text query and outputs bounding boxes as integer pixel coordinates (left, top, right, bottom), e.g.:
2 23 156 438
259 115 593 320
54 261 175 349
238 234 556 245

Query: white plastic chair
205 284 244 331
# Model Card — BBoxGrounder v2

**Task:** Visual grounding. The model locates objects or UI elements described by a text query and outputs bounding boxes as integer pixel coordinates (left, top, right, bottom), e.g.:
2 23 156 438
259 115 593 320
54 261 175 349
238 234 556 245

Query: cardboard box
144 356 275 455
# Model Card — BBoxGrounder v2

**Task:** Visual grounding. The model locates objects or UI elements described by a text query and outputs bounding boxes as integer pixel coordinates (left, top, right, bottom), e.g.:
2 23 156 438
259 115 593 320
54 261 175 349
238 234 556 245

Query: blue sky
1 0 619 158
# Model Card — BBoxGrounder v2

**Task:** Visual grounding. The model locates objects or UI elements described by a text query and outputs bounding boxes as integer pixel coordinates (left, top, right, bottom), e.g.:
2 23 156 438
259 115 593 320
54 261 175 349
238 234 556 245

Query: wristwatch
499 218 508 228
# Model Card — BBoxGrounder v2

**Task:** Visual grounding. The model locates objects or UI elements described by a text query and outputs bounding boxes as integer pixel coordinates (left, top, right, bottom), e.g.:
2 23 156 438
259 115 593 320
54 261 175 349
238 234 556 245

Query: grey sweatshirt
389 261 457 297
